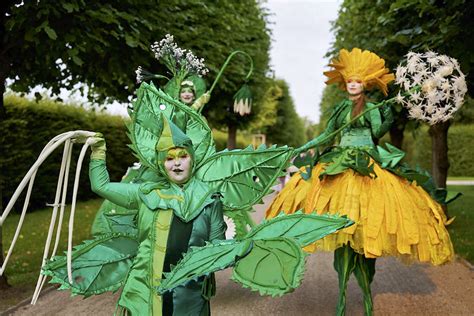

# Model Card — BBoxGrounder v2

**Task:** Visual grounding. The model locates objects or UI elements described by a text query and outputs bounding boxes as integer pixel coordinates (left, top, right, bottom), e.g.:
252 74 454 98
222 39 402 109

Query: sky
266 0 342 123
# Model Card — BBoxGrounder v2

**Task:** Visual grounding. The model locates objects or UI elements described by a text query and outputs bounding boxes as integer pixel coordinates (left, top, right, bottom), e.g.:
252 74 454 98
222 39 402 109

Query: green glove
89 133 107 160
191 92 210 110
381 104 393 121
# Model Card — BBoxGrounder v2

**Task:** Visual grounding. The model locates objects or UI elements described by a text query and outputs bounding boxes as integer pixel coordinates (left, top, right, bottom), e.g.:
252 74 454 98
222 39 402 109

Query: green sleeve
367 102 393 139
89 159 140 209
209 197 226 241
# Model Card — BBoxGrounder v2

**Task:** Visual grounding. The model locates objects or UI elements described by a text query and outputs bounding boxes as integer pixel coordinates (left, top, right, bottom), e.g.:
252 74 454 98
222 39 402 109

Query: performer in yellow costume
266 48 454 316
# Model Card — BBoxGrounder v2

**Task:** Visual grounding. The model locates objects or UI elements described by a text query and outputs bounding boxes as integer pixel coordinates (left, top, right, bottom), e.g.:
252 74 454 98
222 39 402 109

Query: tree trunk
227 123 237 149
429 121 451 217
0 74 10 288
389 125 404 149
428 121 450 189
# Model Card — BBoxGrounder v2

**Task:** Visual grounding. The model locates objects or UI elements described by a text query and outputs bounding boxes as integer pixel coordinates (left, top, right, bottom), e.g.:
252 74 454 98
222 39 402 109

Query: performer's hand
192 92 211 110
88 133 107 160
382 104 392 117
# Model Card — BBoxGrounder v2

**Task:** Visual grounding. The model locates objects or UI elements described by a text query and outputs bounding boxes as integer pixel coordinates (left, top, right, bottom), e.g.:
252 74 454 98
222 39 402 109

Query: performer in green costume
85 119 225 315
39 88 354 315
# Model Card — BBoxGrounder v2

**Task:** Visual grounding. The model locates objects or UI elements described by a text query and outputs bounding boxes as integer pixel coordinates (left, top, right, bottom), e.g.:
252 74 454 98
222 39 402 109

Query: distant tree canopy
265 79 306 148
1 0 271 133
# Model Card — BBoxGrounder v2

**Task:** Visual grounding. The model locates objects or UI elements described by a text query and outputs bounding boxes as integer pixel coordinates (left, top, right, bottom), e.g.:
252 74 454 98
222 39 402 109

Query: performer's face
179 87 195 105
164 148 192 184
346 78 364 96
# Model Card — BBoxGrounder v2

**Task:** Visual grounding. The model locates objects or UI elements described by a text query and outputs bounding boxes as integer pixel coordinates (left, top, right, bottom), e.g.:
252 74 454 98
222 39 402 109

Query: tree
266 79 306 147
327 0 474 189
1 0 271 287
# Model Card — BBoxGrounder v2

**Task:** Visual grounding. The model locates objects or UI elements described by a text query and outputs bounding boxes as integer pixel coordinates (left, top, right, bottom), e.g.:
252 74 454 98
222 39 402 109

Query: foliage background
0 95 135 211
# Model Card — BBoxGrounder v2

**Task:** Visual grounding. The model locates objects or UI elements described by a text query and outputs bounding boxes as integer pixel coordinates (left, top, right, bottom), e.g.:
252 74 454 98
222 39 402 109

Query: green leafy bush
0 95 135 211
402 124 474 176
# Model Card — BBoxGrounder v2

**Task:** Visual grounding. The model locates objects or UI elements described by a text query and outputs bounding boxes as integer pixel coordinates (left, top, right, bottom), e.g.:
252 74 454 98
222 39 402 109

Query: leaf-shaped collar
138 178 216 222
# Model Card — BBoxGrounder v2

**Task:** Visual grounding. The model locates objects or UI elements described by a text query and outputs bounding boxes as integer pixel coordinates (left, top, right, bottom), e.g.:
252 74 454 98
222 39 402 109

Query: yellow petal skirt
266 163 454 265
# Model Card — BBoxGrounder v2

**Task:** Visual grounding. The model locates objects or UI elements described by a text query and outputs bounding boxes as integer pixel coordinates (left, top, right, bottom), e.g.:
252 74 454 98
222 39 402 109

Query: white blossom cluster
135 66 143 83
394 51 467 125
233 99 252 116
151 34 209 76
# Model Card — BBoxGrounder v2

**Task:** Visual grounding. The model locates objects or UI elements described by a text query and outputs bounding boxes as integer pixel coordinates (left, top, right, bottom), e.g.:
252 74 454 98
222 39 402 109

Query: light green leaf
195 145 294 211
44 25 57 40
158 239 253 294
232 238 306 297
246 212 354 247
42 234 138 297
129 83 216 172
125 34 138 47
72 55 84 66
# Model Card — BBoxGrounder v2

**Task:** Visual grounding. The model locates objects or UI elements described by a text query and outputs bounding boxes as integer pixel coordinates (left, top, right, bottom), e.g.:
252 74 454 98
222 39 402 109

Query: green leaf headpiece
155 116 195 173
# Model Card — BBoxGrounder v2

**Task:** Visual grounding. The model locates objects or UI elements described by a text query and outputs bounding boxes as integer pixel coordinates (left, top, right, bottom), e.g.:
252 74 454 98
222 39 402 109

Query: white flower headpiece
136 34 209 84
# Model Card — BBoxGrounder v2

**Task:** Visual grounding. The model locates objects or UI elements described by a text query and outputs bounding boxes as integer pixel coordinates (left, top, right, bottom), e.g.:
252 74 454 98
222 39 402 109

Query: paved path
6 194 474 315
446 180 474 185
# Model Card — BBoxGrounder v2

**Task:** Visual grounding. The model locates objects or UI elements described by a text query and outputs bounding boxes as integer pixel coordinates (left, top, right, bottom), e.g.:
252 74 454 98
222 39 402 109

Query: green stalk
199 50 254 113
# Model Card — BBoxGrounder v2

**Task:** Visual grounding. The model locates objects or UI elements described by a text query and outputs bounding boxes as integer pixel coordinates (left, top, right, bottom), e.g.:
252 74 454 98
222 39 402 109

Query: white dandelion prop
394 51 467 125
136 34 209 83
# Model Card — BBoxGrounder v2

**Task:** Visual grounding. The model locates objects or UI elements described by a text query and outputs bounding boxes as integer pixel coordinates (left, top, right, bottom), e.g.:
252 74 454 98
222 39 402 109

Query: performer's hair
352 94 366 118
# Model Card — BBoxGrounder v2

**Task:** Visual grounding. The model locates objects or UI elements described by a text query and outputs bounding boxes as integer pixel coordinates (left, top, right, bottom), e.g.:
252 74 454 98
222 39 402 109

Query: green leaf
62 3 76 13
157 239 253 294
232 238 306 297
43 25 58 40
195 145 294 211
72 55 84 66
125 34 138 47
129 83 216 172
224 209 250 239
245 212 354 247
42 234 138 297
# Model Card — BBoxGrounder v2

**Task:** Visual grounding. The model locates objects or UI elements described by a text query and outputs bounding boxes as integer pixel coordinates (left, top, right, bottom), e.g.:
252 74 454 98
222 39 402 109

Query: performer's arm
89 136 140 209
368 102 393 138
208 196 226 241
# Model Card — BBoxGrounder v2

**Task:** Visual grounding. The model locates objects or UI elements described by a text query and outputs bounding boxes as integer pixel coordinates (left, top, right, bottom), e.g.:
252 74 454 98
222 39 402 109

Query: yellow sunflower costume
266 48 454 316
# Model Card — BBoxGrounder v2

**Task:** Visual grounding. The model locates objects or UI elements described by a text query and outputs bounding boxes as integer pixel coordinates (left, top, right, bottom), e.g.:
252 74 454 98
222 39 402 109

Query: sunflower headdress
324 48 395 96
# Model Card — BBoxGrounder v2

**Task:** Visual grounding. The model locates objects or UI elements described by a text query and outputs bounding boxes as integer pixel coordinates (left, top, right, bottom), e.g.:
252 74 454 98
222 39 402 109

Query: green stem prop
198 50 254 113
294 86 420 156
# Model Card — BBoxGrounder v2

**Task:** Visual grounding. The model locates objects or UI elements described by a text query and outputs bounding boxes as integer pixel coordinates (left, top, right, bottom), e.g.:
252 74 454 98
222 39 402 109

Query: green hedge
0 95 135 211
402 124 474 176
212 129 252 151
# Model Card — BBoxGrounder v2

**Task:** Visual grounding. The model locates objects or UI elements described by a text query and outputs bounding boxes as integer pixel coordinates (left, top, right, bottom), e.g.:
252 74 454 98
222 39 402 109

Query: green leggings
334 245 376 316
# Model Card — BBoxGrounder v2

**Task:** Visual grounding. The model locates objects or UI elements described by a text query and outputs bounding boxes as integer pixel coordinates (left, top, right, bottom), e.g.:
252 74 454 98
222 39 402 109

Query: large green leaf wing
128 82 215 171
195 145 294 211
42 233 138 297
157 239 253 294
245 212 354 246
232 238 306 297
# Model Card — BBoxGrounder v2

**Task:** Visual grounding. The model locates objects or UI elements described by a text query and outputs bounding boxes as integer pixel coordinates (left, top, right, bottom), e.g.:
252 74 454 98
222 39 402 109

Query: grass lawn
447 176 474 181
1 199 103 311
447 185 474 264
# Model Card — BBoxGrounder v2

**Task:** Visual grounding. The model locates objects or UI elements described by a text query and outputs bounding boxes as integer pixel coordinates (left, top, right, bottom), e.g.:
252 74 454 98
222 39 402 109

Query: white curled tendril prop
0 131 97 304
394 51 468 125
